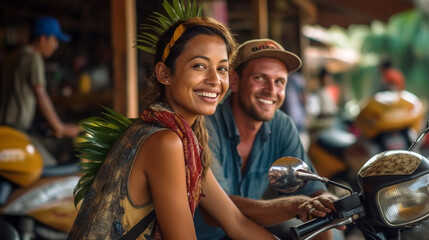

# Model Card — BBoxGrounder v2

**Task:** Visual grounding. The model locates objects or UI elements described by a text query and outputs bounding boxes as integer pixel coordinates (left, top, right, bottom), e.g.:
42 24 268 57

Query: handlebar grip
291 213 335 240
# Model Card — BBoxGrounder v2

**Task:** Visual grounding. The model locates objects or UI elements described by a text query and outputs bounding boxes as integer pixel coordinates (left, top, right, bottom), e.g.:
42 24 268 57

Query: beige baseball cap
232 38 302 72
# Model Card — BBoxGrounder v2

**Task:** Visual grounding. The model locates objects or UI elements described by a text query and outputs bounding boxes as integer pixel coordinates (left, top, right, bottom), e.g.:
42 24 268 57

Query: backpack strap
120 210 156 240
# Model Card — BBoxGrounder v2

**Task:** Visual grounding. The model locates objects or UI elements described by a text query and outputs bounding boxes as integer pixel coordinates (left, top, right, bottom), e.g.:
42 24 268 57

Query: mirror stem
327 179 353 195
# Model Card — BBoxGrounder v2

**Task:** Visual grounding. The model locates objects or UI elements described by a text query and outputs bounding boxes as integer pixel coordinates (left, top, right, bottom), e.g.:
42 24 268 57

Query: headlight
377 173 429 227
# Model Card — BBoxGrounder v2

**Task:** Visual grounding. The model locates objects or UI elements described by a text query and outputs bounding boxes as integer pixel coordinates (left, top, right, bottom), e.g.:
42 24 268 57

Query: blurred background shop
2 0 425 173
1 0 418 120
2 0 429 239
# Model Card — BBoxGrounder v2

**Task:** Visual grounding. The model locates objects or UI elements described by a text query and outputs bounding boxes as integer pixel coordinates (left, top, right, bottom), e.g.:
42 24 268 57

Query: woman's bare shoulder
146 129 183 150
137 129 185 169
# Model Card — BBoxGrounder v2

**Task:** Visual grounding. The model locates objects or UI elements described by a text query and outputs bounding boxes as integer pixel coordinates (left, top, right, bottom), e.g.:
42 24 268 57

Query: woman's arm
199 169 276 240
137 130 197 240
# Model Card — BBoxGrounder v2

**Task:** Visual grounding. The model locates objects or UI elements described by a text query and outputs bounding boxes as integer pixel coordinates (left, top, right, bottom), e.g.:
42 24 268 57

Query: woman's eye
193 64 206 70
218 66 229 72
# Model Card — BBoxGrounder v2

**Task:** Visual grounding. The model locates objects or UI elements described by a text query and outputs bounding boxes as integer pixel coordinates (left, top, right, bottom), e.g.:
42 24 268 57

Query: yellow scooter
308 90 426 193
0 126 80 240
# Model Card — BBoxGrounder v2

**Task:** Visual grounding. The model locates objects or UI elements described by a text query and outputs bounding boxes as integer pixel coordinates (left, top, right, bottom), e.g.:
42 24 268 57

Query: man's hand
297 195 347 231
296 195 335 222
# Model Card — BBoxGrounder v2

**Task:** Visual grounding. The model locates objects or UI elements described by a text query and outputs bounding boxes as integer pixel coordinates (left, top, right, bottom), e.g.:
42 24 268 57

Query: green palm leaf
73 107 133 207
137 0 202 54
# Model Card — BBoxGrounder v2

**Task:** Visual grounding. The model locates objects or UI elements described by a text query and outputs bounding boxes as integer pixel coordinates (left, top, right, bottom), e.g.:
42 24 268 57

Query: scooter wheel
0 218 20 240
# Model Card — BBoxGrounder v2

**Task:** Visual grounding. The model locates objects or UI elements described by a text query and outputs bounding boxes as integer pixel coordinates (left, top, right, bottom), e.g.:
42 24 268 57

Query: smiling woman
160 34 230 119
67 12 277 240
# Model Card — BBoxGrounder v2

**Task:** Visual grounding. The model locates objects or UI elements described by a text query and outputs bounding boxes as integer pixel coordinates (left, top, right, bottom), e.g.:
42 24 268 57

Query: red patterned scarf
140 103 203 237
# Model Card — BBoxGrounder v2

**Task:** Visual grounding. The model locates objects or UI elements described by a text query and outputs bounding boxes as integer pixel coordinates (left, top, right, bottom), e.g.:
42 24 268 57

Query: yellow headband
162 24 186 62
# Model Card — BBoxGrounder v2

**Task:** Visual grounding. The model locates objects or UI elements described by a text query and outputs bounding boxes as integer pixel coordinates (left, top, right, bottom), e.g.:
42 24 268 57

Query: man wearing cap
0 16 80 166
194 39 342 240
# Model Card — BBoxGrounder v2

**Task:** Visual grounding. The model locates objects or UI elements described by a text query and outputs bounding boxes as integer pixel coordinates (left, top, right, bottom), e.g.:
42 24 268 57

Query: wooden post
125 0 138 118
253 0 268 38
111 0 138 117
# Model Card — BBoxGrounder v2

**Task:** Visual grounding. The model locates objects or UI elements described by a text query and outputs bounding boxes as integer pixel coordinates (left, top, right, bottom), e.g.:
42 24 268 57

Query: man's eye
254 75 263 81
275 79 286 86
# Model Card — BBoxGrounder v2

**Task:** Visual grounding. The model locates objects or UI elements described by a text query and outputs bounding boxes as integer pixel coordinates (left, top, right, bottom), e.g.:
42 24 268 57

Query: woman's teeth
196 91 217 98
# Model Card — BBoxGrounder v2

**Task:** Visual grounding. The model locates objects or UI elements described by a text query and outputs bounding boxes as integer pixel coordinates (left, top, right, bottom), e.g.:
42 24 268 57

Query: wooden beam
110 0 138 117
111 0 126 115
312 0 413 27
252 0 268 38
125 0 138 118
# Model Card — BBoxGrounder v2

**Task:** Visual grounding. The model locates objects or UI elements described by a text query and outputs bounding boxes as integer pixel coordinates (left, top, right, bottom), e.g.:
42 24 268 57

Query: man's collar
220 95 272 141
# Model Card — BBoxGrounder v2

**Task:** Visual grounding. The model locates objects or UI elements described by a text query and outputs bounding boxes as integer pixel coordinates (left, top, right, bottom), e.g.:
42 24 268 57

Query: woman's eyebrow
190 55 209 61
189 56 229 63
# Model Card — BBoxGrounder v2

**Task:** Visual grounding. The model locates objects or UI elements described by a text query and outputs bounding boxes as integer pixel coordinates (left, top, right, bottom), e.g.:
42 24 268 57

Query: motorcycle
268 119 429 240
308 90 425 193
0 126 80 240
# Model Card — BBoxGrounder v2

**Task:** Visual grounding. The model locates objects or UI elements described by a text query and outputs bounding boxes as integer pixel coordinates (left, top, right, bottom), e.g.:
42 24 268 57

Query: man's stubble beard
238 95 274 122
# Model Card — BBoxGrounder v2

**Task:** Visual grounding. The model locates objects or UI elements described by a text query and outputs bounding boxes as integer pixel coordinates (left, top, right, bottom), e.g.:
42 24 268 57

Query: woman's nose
206 68 221 86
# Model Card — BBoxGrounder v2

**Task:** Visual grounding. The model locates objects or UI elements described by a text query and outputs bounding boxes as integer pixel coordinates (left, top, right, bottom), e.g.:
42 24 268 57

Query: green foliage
73 106 133 207
314 8 429 102
136 0 202 54
357 9 429 101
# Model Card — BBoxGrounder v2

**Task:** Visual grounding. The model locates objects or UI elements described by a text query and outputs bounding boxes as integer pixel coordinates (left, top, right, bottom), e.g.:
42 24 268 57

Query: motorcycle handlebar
291 213 336 239
291 213 356 240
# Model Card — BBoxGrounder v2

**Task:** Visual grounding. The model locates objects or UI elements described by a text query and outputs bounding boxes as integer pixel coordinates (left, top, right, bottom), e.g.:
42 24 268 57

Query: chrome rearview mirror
268 157 311 193
269 156 351 195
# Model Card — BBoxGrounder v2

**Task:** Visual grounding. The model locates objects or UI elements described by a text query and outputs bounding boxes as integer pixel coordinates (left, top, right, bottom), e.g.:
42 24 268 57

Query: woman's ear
229 70 240 92
155 62 171 85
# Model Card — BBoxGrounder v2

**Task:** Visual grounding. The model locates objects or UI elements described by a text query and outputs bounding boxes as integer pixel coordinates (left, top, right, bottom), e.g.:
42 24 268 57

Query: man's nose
264 80 276 92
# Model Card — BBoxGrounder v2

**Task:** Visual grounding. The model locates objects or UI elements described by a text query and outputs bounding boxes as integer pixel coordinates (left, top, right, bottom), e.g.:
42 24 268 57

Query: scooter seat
316 128 356 157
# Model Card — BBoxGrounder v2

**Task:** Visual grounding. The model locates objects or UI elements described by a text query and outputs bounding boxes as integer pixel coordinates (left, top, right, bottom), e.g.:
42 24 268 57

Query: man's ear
155 62 171 85
229 70 240 92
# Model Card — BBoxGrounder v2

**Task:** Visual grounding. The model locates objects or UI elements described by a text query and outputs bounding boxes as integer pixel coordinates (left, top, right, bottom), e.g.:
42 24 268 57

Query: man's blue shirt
194 95 326 239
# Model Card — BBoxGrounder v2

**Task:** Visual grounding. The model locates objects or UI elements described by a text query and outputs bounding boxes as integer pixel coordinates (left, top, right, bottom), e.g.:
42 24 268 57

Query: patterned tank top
67 119 165 239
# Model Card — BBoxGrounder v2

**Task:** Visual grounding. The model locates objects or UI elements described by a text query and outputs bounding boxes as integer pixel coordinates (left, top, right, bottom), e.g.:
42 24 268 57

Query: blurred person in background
0 16 80 166
280 70 310 150
307 67 339 132
378 59 406 92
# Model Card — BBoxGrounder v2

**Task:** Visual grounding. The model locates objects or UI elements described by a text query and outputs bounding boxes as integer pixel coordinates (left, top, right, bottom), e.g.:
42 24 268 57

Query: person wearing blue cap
34 16 72 43
0 16 80 166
